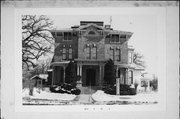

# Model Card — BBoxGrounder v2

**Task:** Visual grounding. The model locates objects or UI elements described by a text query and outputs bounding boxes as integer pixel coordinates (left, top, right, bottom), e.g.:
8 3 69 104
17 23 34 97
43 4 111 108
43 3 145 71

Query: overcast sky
49 15 158 75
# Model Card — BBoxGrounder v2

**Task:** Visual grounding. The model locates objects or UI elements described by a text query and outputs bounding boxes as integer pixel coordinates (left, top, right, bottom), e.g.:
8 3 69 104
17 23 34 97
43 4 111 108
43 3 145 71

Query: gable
79 23 104 31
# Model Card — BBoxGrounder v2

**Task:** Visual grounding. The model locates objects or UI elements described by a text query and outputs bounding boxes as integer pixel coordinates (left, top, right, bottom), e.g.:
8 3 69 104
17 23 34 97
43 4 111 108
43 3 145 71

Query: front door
86 68 96 86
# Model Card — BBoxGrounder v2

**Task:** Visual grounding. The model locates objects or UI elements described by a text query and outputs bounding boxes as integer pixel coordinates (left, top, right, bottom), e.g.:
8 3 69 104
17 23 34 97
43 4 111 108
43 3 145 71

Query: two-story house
50 21 140 88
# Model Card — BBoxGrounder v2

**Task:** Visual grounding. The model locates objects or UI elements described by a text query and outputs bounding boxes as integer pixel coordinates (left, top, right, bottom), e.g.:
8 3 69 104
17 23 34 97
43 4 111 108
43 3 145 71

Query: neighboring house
30 74 48 88
50 21 143 87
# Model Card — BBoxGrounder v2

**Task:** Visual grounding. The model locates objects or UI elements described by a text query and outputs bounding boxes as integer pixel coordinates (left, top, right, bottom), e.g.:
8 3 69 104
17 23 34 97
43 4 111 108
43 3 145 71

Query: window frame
92 45 97 59
86 44 91 59
115 48 121 61
68 48 73 59
62 47 67 60
63 32 72 41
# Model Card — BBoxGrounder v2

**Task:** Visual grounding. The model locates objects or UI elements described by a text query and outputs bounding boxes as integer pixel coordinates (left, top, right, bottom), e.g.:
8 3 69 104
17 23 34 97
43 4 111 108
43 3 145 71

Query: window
111 34 119 43
68 48 73 59
92 46 97 59
57 32 63 36
115 48 121 61
62 48 66 60
128 52 132 63
120 35 126 39
86 46 90 59
64 32 72 41
88 31 95 35
110 47 114 60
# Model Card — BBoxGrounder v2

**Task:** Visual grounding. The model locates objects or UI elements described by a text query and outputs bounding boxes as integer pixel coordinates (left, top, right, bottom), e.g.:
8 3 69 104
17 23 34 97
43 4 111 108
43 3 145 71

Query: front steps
78 86 101 94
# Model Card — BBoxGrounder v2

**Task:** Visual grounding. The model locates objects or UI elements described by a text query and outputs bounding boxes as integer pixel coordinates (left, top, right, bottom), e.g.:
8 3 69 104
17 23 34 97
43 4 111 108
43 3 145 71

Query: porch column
116 66 120 95
79 64 82 86
101 64 104 88
77 65 80 76
52 66 55 86
63 66 66 83
79 64 82 77
125 68 129 85
99 65 102 87
116 66 119 77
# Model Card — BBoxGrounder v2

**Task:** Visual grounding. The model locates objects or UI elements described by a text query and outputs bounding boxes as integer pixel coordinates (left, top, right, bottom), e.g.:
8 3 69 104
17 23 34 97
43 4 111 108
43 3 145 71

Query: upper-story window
111 34 119 43
128 52 133 63
62 45 73 60
68 48 73 59
62 47 66 60
92 44 97 59
109 46 121 61
85 44 97 59
64 32 72 41
88 31 96 35
115 47 121 61
86 44 91 59
120 35 126 39
57 32 63 37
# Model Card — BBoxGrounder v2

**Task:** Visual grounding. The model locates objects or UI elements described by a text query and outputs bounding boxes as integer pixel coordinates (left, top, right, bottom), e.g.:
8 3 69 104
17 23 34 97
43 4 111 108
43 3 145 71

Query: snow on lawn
92 90 158 103
92 90 121 102
22 88 76 101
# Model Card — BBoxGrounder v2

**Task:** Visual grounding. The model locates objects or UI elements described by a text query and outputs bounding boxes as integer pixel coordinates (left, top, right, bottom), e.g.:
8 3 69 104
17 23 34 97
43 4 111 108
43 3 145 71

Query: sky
49 15 158 75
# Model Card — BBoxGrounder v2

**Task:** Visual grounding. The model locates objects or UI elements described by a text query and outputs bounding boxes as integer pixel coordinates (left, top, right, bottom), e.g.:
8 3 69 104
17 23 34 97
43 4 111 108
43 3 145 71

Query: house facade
50 21 141 87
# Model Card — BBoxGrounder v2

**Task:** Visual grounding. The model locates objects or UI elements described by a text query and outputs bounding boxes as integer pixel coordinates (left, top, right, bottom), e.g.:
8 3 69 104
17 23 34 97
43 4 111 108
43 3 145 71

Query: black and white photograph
21 11 164 107
1 2 179 119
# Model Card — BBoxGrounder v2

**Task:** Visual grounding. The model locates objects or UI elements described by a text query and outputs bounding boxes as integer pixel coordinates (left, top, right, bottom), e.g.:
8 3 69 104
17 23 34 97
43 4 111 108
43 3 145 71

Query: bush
104 59 116 85
50 83 81 95
65 61 77 86
103 84 136 95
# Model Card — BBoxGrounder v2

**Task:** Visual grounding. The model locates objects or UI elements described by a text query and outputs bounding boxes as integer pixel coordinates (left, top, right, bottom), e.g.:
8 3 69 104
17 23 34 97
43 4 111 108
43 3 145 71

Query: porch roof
75 59 106 65
51 61 70 66
115 63 145 70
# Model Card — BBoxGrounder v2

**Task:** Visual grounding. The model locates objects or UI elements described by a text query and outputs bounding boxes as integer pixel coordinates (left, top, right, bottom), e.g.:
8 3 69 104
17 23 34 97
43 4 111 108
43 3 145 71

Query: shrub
65 61 77 86
103 84 136 95
49 83 81 95
104 59 116 86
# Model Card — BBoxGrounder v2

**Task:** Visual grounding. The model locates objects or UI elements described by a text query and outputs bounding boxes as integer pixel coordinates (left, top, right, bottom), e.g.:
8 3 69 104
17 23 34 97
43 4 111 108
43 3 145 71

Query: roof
80 21 104 26
78 23 105 30
108 30 133 35
51 29 73 32
51 61 70 66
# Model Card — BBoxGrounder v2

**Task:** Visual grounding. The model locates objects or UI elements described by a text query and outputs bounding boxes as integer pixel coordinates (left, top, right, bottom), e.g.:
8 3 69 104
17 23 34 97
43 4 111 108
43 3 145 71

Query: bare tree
133 52 146 68
22 15 54 70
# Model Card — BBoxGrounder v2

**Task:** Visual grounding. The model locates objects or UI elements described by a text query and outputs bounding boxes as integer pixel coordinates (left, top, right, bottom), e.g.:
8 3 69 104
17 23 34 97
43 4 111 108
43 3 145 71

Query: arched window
86 45 90 59
92 45 97 59
62 48 66 60
88 31 95 35
68 48 73 59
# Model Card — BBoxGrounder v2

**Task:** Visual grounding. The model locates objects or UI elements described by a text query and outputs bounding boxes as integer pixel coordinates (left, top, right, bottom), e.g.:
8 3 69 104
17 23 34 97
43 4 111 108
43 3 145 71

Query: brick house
50 21 142 87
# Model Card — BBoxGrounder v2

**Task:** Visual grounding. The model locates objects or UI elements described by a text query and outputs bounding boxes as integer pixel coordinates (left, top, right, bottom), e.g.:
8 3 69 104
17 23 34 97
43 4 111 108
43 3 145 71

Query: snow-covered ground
23 88 77 105
91 90 158 104
23 88 158 105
